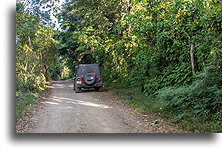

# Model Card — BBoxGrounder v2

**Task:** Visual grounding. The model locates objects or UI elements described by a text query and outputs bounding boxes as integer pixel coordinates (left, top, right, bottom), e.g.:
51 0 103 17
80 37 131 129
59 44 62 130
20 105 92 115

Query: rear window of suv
77 65 100 76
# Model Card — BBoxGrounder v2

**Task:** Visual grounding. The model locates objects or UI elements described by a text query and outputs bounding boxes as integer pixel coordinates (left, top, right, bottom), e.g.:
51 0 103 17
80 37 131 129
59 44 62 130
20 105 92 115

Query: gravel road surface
16 82 184 133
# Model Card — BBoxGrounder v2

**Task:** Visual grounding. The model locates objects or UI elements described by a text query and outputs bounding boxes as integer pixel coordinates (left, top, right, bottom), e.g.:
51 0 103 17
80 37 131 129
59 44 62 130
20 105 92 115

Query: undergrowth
155 63 221 133
107 63 221 133
16 90 39 119
16 74 46 119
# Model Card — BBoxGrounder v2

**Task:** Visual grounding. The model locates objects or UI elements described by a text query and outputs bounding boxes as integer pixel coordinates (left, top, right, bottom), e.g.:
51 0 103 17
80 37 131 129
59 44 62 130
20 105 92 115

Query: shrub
156 62 221 132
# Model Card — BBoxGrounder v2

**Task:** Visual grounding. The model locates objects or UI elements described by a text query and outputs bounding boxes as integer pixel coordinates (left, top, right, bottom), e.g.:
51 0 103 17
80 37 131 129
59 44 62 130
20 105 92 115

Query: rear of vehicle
74 64 102 93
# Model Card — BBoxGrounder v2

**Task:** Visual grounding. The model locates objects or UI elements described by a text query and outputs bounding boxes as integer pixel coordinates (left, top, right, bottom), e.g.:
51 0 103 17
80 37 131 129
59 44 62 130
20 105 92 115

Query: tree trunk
190 44 195 75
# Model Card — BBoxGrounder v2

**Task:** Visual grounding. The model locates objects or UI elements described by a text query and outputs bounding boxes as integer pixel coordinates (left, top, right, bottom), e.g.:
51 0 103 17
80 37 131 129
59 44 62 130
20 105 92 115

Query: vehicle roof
78 64 99 67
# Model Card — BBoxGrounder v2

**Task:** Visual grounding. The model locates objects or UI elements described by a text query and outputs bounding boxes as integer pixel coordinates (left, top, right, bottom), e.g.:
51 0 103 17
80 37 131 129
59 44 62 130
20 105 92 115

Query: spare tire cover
83 73 96 85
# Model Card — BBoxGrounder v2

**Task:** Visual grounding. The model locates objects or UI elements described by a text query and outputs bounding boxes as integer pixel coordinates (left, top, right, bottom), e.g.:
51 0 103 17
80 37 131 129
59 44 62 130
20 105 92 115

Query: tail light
76 77 84 83
96 76 102 82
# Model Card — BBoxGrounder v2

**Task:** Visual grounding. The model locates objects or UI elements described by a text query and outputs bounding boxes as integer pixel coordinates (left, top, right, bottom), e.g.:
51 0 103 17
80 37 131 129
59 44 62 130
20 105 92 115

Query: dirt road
17 82 184 133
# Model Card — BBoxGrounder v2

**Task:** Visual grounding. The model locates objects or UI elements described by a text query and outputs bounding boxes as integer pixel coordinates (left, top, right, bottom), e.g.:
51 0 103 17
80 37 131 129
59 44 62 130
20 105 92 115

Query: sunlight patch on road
62 106 74 109
52 96 74 101
47 85 55 89
43 101 59 105
45 95 111 109
73 100 111 109
51 97 64 103
47 84 66 89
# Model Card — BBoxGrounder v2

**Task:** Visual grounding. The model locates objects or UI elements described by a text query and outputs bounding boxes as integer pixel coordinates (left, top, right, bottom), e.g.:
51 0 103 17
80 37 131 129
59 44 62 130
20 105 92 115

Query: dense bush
156 60 221 132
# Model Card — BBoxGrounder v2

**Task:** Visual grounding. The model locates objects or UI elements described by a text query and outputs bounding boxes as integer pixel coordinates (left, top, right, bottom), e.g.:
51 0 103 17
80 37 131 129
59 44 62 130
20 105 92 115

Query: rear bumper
76 82 102 88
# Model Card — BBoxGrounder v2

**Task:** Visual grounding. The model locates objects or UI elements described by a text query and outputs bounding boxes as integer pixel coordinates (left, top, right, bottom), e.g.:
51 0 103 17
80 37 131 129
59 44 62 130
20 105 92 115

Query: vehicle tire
73 83 75 91
98 87 103 92
83 72 96 85
95 87 103 92
75 85 81 93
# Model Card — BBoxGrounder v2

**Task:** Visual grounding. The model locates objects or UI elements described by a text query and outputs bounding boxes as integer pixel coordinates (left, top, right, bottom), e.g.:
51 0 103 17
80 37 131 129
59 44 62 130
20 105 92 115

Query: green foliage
16 90 38 119
16 1 60 119
155 61 221 132
56 0 221 132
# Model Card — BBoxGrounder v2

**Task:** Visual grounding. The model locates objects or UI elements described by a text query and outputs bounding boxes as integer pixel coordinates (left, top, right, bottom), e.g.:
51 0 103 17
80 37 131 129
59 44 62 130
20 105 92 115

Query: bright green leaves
23 44 32 52
16 0 62 119
56 0 221 89
16 1 59 91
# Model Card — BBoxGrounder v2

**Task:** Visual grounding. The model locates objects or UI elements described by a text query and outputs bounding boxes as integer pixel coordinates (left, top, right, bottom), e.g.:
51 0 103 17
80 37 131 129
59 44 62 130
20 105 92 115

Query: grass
107 84 221 133
16 90 40 119
108 84 151 113
108 84 164 114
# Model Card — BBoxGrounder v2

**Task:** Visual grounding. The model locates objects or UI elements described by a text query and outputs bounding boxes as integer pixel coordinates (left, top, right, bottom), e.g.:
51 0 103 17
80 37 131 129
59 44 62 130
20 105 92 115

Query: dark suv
74 64 103 93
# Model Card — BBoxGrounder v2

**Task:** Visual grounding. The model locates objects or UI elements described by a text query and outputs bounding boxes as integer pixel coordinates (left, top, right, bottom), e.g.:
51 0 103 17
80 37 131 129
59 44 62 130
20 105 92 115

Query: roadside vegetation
16 0 221 132
16 0 58 119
